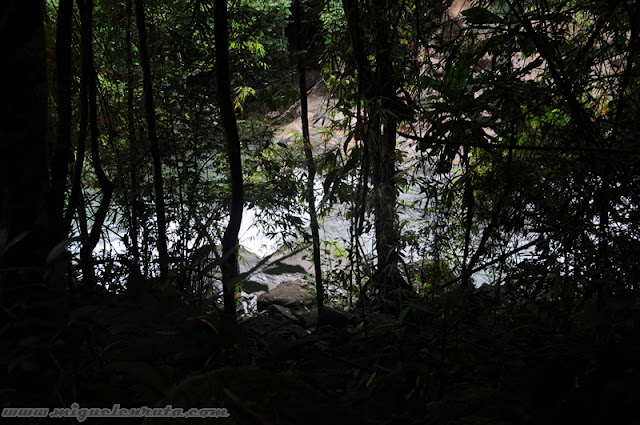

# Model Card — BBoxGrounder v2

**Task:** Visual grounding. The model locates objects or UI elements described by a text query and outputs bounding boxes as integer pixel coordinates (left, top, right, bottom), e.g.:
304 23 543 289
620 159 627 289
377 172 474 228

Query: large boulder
257 277 316 312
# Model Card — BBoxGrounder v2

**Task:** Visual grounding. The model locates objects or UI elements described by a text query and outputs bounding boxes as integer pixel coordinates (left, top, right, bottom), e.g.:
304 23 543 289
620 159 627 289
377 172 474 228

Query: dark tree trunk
77 192 95 286
372 45 403 290
75 0 95 286
65 0 91 279
49 0 73 249
78 0 114 287
596 166 610 300
0 0 49 284
134 0 170 278
86 27 113 249
461 151 474 287
341 0 409 296
126 0 141 278
294 0 324 312
215 0 244 320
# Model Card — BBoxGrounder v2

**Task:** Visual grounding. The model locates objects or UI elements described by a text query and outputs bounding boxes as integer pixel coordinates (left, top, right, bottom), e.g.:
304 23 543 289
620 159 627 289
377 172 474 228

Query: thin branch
441 238 543 289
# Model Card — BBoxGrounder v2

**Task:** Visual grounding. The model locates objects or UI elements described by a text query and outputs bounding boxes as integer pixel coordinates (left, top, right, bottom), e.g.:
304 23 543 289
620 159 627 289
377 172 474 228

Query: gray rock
257 277 316 312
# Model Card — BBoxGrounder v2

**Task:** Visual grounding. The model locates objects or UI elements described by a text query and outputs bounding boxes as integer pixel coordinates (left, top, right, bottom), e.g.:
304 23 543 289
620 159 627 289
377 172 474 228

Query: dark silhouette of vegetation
49 0 73 251
1 0 640 423
215 0 245 321
341 0 412 297
82 0 115 287
294 0 324 313
134 0 169 278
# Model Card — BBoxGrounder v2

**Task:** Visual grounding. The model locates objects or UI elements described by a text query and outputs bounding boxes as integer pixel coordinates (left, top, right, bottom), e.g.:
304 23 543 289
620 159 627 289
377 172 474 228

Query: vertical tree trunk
341 0 408 295
126 0 141 278
85 9 113 248
76 0 95 286
373 45 403 290
77 193 95 286
49 0 73 249
134 0 169 278
65 0 91 281
78 0 114 287
294 0 324 312
461 151 474 287
215 0 244 320
0 0 49 283
596 166 610 301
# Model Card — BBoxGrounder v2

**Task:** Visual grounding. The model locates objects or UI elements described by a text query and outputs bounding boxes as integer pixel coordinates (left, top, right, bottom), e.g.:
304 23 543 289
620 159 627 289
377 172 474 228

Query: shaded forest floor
4 283 640 425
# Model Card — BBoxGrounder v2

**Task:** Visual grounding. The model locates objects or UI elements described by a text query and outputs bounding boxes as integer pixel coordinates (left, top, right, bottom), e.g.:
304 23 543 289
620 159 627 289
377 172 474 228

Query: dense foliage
1 0 640 422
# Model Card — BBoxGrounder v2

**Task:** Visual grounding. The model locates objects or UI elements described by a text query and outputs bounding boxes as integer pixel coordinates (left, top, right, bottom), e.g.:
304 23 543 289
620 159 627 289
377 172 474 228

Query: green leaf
443 58 470 93
462 7 503 24
323 168 341 194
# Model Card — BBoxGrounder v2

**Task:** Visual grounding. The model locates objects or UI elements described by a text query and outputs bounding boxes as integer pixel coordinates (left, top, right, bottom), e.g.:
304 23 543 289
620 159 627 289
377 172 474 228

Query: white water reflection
238 207 281 258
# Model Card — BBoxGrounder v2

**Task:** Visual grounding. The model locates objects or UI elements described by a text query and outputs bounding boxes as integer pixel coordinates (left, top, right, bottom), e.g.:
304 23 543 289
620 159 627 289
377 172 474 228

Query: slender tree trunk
215 0 244 320
126 0 141 277
75 0 94 287
64 0 90 264
0 0 49 284
78 0 114 287
77 192 95 286
87 48 113 248
294 0 324 312
596 165 610 301
134 0 169 278
49 0 73 249
461 151 474 287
